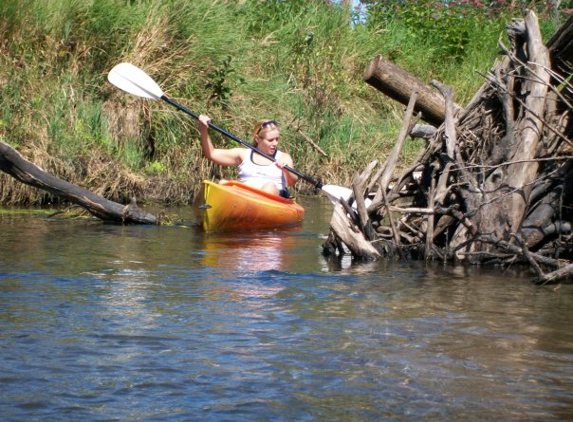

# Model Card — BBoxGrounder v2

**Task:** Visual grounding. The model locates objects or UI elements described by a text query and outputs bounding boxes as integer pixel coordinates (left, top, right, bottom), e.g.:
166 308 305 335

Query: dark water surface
1 198 573 422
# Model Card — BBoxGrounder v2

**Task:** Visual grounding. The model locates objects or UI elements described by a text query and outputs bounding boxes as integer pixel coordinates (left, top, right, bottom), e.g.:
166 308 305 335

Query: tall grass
0 0 566 205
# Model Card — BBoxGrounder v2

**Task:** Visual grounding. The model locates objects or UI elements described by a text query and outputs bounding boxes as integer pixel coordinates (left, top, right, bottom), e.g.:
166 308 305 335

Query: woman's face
256 128 280 155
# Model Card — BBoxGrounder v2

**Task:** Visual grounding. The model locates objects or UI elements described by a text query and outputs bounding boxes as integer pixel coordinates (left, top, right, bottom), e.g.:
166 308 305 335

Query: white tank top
238 150 286 191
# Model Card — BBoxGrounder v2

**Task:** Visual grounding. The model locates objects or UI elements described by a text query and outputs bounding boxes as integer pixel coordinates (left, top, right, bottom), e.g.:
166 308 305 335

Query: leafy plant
205 56 244 110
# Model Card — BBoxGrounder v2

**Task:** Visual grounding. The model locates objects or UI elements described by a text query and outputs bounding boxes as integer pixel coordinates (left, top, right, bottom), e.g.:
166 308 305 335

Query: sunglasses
257 120 279 134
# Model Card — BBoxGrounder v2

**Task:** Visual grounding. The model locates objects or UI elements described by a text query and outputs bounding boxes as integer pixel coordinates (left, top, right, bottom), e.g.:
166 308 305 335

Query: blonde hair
253 120 279 145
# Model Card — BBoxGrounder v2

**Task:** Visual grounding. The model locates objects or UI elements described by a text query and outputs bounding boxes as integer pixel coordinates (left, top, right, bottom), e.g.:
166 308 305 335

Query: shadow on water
1 200 573 421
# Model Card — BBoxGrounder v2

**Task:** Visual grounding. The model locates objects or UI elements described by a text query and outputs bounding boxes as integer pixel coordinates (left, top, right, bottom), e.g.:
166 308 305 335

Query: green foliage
1 0 571 205
205 56 245 110
368 1 503 62
120 139 143 170
146 161 166 175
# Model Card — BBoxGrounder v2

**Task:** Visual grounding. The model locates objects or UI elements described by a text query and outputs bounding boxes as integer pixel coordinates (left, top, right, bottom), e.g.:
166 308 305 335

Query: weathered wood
381 187 401 251
350 161 379 238
380 91 419 192
431 81 456 159
363 55 462 127
327 11 573 283
329 203 380 259
352 170 376 241
537 262 573 285
370 90 419 209
496 11 551 234
522 189 562 247
425 177 436 260
0 140 157 224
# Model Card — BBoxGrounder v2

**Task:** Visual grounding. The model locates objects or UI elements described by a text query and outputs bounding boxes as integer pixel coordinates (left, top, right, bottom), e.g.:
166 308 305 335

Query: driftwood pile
323 11 573 284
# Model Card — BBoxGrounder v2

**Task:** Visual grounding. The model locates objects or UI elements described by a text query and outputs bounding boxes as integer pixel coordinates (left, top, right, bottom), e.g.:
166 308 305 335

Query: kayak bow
196 180 305 232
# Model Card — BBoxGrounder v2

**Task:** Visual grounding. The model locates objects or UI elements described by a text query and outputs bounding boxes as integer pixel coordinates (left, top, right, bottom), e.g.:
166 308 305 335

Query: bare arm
198 115 244 166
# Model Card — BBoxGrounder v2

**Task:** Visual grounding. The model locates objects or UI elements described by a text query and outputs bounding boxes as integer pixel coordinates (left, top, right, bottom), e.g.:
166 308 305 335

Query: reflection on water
1 203 573 421
201 231 298 273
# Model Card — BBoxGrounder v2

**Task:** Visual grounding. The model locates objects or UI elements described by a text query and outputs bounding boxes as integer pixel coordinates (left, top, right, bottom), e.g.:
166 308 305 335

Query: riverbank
0 1 564 206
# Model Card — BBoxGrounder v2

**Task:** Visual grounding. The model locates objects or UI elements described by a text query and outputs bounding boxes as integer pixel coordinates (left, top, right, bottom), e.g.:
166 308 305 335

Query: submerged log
0 140 157 224
327 11 573 284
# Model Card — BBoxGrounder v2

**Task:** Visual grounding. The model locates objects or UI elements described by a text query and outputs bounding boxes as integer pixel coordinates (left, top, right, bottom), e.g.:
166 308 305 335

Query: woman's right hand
198 114 211 130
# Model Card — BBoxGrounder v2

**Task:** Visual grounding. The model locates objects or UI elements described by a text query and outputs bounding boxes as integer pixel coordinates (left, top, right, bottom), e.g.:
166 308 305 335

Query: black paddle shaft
160 95 323 190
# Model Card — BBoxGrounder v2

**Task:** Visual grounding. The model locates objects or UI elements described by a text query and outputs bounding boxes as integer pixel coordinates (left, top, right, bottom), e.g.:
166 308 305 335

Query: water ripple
1 209 573 421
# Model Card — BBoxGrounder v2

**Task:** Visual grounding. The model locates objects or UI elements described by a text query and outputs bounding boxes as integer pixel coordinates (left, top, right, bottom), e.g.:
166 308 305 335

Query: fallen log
363 55 462 127
0 139 157 224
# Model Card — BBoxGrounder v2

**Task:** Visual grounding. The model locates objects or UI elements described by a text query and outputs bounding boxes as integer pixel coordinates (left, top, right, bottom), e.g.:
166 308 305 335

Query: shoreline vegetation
0 0 569 208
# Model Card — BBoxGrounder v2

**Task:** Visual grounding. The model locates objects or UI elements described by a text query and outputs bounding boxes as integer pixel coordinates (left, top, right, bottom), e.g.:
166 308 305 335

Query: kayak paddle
107 62 352 204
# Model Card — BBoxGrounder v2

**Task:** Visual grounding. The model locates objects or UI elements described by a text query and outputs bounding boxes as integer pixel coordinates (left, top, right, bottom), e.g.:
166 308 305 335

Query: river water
1 197 573 422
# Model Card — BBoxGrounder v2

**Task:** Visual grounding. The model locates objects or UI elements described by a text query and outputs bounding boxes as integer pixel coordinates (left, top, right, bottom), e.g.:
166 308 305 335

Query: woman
198 114 298 197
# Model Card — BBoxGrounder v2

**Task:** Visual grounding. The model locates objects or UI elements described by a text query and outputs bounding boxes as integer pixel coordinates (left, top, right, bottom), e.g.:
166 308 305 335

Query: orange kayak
197 180 305 232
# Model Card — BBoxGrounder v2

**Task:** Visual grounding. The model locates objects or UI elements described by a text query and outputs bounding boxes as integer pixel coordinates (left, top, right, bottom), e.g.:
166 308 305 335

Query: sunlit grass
0 0 566 204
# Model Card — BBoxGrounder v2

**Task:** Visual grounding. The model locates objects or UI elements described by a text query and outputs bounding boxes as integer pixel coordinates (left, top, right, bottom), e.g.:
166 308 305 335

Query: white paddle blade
322 185 373 208
321 185 353 204
108 63 163 100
